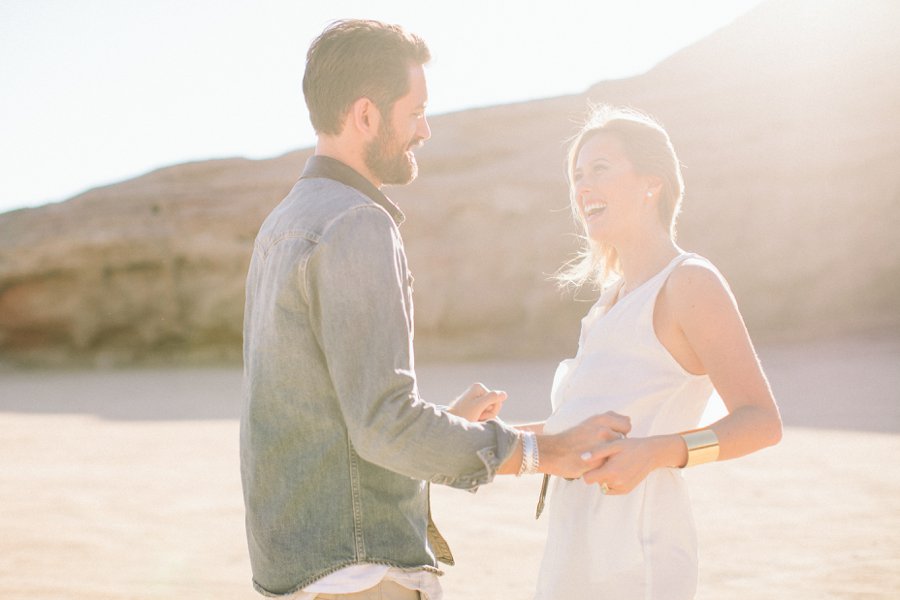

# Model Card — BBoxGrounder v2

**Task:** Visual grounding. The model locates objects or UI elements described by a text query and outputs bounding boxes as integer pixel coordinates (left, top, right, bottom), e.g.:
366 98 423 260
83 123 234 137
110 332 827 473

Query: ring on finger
600 482 610 495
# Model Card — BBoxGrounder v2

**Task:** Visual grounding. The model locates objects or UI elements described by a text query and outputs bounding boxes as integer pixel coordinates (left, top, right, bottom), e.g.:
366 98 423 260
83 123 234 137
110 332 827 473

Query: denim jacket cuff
429 420 519 492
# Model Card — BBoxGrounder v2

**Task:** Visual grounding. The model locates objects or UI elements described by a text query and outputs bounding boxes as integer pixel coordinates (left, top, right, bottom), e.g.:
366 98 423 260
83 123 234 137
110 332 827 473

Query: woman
531 106 783 599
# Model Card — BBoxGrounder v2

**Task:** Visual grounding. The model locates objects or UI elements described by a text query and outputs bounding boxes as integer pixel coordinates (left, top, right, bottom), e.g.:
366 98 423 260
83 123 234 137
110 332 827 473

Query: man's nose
418 116 432 143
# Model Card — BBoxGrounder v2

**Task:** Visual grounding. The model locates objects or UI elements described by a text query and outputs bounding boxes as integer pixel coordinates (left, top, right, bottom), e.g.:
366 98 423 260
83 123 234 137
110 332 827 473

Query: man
240 19 629 599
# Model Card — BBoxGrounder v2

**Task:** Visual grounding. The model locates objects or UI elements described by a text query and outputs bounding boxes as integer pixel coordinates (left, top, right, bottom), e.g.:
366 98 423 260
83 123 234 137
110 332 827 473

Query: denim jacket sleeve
305 204 519 490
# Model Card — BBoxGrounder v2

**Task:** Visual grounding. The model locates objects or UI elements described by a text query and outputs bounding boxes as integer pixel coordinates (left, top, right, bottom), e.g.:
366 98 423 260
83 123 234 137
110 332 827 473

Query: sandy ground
0 335 898 599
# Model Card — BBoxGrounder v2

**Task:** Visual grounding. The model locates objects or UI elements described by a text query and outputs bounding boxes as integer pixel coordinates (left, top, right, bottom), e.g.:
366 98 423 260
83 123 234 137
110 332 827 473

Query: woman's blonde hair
557 105 685 290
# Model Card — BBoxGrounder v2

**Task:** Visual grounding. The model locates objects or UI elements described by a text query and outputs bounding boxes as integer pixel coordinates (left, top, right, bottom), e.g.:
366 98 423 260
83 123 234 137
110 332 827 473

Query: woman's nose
574 178 591 199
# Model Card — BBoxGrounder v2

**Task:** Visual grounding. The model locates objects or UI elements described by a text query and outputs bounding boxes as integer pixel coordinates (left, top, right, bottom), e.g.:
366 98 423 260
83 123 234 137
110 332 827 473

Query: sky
0 0 763 214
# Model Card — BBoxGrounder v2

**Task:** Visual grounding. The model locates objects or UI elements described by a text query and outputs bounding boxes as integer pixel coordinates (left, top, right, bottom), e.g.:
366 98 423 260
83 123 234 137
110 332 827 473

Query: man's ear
349 97 382 139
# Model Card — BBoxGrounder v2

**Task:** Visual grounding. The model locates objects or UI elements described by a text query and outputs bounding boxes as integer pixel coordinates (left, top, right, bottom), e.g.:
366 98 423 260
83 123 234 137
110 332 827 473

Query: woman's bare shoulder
666 255 735 312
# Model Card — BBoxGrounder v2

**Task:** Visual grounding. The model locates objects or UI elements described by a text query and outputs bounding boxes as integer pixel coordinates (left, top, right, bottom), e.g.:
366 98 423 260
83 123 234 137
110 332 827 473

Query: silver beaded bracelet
518 431 540 476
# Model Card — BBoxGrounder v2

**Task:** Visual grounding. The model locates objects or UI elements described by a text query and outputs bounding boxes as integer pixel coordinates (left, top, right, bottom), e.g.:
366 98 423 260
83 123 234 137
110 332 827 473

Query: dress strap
627 253 702 321
637 253 698 298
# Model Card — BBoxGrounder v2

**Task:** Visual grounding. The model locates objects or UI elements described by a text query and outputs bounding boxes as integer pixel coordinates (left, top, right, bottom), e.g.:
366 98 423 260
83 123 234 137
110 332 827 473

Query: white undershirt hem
284 563 442 599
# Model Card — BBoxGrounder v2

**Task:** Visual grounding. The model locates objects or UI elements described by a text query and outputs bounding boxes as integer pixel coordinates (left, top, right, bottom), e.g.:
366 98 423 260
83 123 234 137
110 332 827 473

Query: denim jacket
240 156 520 596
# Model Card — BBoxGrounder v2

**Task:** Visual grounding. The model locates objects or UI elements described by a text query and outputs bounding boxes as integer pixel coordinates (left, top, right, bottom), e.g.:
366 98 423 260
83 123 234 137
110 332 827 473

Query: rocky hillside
1 0 898 367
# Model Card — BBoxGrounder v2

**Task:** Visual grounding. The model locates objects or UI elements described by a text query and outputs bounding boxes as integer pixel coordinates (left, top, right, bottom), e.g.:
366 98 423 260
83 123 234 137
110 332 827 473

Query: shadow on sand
1 337 897 433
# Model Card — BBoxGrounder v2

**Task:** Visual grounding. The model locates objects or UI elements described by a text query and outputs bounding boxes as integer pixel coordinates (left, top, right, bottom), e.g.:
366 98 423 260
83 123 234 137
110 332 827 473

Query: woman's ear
644 175 664 201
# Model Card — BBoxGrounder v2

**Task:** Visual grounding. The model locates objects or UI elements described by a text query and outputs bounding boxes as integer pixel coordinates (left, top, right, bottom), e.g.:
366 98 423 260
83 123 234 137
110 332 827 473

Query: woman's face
572 133 653 244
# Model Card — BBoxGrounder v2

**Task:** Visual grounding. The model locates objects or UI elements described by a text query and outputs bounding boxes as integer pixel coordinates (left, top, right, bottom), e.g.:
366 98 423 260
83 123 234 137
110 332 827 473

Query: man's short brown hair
302 19 431 135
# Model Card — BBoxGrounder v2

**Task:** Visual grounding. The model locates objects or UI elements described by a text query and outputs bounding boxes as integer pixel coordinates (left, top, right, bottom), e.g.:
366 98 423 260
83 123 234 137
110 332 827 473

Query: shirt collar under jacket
301 155 406 226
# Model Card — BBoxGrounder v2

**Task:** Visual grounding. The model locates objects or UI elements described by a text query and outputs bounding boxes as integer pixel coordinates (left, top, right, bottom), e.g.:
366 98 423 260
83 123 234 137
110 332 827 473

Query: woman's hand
526 412 632 479
447 382 507 422
582 434 685 495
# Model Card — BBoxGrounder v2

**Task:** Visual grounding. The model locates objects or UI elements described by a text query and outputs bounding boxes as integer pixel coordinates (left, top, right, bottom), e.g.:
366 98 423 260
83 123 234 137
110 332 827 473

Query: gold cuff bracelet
680 429 720 468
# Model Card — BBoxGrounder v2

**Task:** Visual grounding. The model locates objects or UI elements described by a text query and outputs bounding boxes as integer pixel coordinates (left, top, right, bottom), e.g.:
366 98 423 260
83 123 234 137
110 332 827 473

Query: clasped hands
448 383 656 493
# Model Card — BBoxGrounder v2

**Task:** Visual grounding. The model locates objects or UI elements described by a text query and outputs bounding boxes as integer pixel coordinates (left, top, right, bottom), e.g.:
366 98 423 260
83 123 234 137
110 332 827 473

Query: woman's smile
582 200 608 221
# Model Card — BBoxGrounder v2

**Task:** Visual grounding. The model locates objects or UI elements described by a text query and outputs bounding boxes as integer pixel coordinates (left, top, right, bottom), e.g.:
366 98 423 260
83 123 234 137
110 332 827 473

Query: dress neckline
603 253 689 314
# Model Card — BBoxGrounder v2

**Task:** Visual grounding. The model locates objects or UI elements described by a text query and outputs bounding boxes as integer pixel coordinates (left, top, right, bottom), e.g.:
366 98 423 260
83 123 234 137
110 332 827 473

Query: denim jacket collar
301 155 405 226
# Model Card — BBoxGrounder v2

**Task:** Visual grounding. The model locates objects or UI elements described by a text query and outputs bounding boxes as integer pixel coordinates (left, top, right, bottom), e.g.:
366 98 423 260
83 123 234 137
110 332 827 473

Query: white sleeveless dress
536 253 715 600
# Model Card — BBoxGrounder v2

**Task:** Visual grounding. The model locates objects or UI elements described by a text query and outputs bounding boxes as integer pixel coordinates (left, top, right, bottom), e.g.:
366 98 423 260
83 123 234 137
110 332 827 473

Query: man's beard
364 120 418 185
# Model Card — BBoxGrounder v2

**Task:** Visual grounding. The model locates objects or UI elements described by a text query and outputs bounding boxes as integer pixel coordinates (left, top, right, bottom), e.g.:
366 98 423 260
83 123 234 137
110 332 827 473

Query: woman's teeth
584 202 607 217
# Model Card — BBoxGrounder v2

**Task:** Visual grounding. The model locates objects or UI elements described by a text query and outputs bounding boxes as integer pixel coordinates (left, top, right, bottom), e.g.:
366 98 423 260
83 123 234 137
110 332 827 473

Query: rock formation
1 0 898 367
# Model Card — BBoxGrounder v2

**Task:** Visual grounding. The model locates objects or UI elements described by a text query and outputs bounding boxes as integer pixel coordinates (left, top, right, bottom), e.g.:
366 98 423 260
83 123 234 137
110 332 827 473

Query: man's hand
447 382 507 422
537 412 631 479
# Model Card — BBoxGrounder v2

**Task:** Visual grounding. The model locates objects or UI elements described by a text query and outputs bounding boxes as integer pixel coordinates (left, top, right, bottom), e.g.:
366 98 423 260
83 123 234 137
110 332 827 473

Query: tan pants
315 578 422 599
